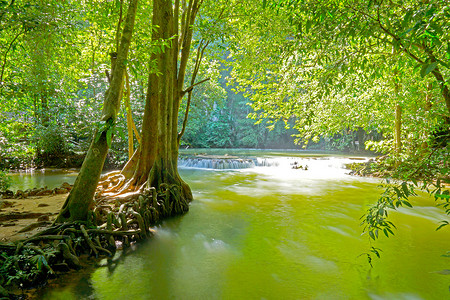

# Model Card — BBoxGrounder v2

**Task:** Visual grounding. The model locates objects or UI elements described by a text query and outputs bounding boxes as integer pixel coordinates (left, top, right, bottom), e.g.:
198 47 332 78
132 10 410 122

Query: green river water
9 151 450 299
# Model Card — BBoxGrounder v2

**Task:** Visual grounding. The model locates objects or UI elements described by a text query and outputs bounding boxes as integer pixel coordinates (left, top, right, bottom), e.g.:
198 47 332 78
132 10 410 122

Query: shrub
0 170 11 192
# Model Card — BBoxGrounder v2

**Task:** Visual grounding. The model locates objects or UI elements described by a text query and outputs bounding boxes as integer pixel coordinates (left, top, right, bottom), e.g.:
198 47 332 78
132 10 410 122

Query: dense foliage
0 1 308 173
0 0 448 264
218 0 449 261
0 169 11 192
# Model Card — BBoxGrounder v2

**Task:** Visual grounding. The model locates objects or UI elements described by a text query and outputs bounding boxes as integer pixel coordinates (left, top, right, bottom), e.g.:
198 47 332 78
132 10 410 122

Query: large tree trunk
113 0 203 212
55 0 139 223
79 0 203 220
118 0 200 214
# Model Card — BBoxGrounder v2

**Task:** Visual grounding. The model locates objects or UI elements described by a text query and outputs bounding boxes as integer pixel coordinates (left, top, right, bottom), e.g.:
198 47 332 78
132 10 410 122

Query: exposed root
97 173 126 194
0 167 193 299
99 170 121 181
0 182 189 297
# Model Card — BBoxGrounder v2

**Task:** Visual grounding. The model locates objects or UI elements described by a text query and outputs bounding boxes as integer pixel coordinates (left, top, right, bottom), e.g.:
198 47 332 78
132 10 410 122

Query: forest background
0 0 448 184
0 0 448 289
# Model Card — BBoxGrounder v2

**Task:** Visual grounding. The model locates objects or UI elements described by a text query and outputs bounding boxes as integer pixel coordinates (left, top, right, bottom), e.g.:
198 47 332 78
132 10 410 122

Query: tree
111 0 210 212
57 0 211 222
218 0 449 255
56 0 139 222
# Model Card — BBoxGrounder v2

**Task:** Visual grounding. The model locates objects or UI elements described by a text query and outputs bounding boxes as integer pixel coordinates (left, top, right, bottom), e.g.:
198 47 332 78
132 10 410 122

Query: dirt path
0 194 66 242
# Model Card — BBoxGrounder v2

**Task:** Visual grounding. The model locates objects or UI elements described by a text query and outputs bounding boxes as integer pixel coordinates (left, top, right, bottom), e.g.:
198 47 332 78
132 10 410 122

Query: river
10 150 450 299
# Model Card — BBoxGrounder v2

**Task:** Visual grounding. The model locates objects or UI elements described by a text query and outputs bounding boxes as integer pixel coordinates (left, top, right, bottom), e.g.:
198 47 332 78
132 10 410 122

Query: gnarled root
0 176 191 294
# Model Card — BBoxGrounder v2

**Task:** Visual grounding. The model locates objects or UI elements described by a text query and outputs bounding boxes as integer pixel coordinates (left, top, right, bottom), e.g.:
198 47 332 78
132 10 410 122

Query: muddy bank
0 192 69 243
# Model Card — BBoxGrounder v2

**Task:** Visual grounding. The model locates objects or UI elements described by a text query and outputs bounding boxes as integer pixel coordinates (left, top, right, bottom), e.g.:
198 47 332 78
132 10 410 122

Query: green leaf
386 221 397 229
393 187 402 199
402 200 412 208
400 27 414 37
402 10 413 28
305 20 312 33
386 227 394 236
106 127 113 147
94 130 102 144
370 247 381 258
436 221 449 231
447 43 450 60
436 193 450 199
401 182 409 197
420 62 438 77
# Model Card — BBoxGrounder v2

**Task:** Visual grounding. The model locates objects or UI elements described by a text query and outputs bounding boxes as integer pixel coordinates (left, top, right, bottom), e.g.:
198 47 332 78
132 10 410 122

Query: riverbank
0 169 187 299
345 159 450 189
0 193 66 243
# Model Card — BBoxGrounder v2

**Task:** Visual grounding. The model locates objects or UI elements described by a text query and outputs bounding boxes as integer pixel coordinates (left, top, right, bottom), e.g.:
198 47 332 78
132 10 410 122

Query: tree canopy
0 0 448 293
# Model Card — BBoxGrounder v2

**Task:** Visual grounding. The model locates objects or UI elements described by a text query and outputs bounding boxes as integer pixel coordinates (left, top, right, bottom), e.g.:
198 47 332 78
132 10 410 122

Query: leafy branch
94 118 116 148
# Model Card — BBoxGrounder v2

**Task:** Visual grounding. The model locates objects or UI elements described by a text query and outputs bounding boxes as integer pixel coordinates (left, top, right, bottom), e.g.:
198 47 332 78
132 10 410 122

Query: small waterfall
255 157 279 167
178 156 284 169
178 157 256 169
178 155 363 171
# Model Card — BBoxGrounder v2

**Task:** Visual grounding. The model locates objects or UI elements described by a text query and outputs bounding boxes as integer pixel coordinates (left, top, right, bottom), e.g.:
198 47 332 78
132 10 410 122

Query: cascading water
177 156 284 169
177 155 363 172
178 157 257 169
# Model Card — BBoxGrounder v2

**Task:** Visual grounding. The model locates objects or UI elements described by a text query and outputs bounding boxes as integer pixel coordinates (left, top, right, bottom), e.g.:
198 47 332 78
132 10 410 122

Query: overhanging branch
181 77 210 95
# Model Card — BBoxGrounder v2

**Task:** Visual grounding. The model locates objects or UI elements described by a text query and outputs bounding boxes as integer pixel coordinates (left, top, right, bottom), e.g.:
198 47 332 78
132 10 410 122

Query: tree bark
395 104 402 155
79 0 204 219
56 0 139 223
124 69 135 159
116 0 204 213
431 68 450 115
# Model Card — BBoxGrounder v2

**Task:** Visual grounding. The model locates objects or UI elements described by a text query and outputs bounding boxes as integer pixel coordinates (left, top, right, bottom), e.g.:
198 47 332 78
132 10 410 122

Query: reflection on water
8 169 78 191
29 152 450 299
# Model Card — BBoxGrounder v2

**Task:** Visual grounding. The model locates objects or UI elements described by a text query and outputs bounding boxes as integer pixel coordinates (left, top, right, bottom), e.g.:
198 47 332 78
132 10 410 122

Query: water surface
26 154 450 299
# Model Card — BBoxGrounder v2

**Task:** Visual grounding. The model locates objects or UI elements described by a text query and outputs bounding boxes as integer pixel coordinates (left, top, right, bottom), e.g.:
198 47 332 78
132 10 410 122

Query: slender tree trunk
393 80 402 165
147 0 193 205
56 0 139 223
431 67 450 115
395 104 402 155
125 70 134 159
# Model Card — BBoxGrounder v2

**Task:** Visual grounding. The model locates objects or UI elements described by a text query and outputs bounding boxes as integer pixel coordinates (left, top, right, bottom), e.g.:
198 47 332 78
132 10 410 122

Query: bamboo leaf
401 182 409 197
386 227 394 236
